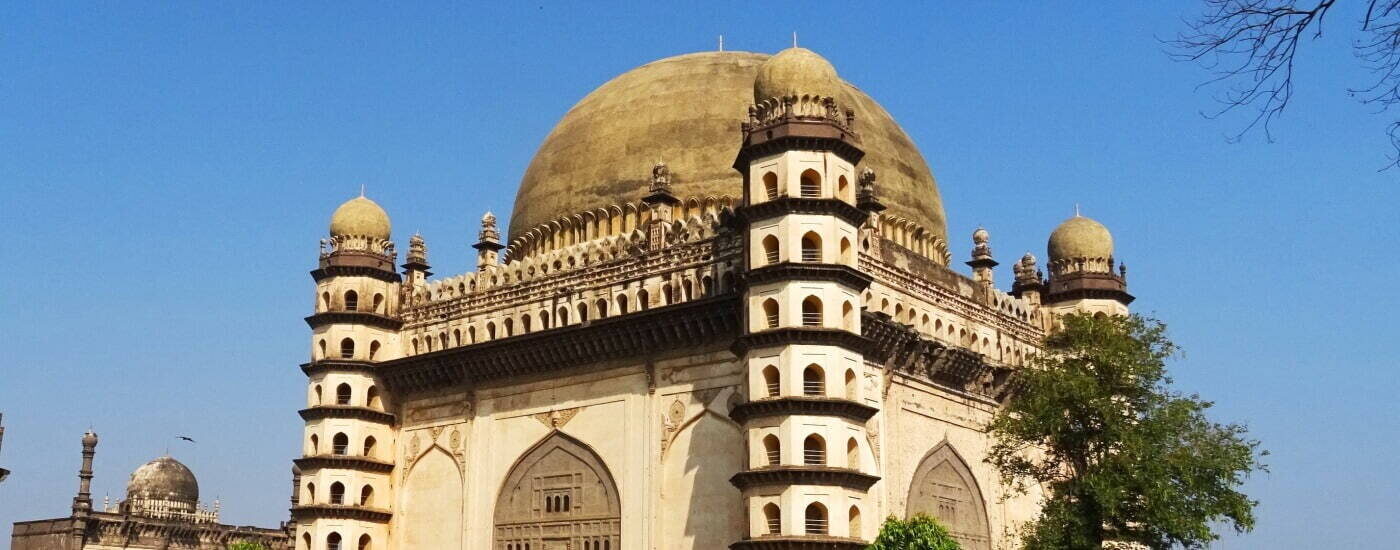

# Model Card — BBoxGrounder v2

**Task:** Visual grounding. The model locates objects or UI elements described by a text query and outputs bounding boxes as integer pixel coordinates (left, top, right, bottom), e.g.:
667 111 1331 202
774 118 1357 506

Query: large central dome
509 51 947 245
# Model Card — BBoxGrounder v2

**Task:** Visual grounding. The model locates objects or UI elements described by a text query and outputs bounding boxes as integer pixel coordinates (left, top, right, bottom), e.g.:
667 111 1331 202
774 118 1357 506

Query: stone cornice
743 263 873 291
732 327 871 356
298 405 396 425
863 311 1020 402
730 466 880 491
730 536 867 550
303 311 403 330
310 265 401 284
289 504 391 523
300 359 380 377
736 119 865 168
729 397 878 425
380 296 740 394
735 197 869 228
293 455 394 474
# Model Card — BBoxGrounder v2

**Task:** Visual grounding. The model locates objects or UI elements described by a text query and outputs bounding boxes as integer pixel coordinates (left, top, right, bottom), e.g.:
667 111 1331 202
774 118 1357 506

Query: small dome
126 456 199 504
1048 215 1113 262
754 47 841 102
82 429 98 447
972 227 990 245
329 196 391 240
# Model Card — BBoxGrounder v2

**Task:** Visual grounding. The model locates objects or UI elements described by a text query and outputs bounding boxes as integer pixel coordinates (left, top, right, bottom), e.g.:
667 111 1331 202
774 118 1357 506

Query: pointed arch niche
400 447 463 550
905 443 992 550
494 431 621 549
659 409 744 549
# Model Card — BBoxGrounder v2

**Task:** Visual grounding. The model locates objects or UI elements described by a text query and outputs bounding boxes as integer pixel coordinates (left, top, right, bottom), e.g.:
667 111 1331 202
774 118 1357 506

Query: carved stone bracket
533 407 581 430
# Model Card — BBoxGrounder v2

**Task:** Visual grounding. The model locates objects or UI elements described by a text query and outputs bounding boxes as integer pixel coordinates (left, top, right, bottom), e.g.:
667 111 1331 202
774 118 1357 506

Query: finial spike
360 184 366 198
793 31 798 48
1074 203 1081 217
718 35 724 51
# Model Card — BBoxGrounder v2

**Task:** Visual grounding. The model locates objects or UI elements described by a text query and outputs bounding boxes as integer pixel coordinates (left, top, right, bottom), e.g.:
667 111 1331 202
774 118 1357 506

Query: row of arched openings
760 434 861 468
759 297 856 330
312 383 382 409
317 338 382 361
760 364 858 400
302 481 374 506
408 272 736 356
759 233 854 266
307 432 377 459
303 532 371 550
321 290 385 314
760 502 860 537
761 170 851 201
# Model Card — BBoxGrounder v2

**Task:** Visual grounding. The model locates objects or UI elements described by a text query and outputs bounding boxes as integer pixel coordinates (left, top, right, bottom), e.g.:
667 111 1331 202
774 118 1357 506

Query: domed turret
126 456 199 508
330 196 391 240
1047 215 1113 265
754 47 841 101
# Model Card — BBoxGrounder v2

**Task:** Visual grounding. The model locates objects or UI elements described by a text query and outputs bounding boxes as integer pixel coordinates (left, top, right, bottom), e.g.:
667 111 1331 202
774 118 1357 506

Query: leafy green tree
867 514 962 550
988 313 1265 550
227 542 267 550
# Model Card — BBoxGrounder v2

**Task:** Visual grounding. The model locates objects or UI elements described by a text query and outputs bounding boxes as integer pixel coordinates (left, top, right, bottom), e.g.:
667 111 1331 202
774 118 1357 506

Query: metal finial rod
1074 203 1080 217
360 184 366 198
793 32 798 48
719 35 724 51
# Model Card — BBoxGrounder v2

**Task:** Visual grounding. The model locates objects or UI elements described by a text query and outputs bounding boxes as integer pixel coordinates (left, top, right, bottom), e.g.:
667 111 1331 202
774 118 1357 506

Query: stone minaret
1010 252 1045 308
474 212 504 270
966 227 998 289
730 47 879 546
299 195 400 550
71 429 98 545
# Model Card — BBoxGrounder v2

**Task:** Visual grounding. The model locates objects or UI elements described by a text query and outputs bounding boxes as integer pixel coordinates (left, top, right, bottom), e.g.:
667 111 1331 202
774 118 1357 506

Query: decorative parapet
729 397 878 424
862 311 1021 402
292 455 394 474
319 235 396 264
290 504 392 523
297 405 396 425
730 466 879 491
743 94 857 137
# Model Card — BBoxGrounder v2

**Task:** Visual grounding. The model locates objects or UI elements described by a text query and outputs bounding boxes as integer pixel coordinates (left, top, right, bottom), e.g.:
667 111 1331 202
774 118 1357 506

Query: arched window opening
847 438 860 469
762 299 780 328
313 384 323 405
661 284 673 305
762 235 780 265
838 174 850 199
335 383 351 405
425 335 435 352
849 506 862 538
317 339 327 360
368 340 381 360
803 434 826 465
801 232 822 262
339 338 355 359
468 326 477 343
701 276 714 296
302 532 312 550
840 237 853 264
358 534 372 550
504 318 514 337
344 290 358 312
305 482 315 504
321 292 330 312
332 433 349 455
327 532 342 550
372 293 384 313
804 502 828 535
763 365 781 397
763 503 782 535
799 169 822 198
596 298 609 318
616 294 629 315
763 434 781 466
803 365 825 396
522 314 533 333
577 302 589 323
329 482 345 505
360 485 374 506
682 279 693 301
411 338 420 354
363 436 377 458
845 369 858 400
309 434 319 455
763 172 779 200
453 329 461 346
487 322 497 340
366 385 381 409
842 301 855 331
557 306 569 325
638 289 650 311
802 296 823 326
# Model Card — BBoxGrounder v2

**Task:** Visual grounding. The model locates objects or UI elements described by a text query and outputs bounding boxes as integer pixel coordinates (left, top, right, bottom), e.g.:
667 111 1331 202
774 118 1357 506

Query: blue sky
1 3 1395 548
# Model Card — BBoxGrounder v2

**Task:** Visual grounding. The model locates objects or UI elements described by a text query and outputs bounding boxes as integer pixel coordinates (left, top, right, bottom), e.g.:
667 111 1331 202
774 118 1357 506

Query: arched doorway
494 432 621 550
906 443 992 550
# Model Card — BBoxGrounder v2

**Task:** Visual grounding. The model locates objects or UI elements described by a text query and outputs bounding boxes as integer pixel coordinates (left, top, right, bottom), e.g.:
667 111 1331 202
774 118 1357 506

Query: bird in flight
177 436 196 443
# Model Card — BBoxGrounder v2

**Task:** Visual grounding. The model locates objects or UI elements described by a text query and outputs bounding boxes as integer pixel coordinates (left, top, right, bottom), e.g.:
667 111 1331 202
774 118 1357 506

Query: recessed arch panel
906 443 992 550
494 431 621 549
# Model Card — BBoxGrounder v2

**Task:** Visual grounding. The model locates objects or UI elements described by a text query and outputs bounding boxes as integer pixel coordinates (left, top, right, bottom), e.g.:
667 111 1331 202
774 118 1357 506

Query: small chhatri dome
1047 215 1114 262
972 227 990 245
126 455 199 504
329 196 391 240
754 47 841 102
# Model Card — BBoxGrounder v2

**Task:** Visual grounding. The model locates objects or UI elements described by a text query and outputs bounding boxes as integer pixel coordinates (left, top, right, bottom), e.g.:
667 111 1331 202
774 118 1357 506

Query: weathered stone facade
295 47 1133 550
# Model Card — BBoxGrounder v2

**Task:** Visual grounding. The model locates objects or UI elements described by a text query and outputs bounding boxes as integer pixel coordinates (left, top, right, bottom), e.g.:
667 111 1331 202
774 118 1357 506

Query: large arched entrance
906 443 992 550
494 432 621 550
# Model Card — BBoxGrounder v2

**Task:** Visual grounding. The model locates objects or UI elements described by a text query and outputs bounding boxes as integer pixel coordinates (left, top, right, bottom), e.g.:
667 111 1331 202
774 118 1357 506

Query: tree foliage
1171 0 1400 167
227 542 267 550
987 313 1265 550
868 514 963 550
